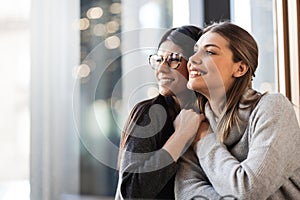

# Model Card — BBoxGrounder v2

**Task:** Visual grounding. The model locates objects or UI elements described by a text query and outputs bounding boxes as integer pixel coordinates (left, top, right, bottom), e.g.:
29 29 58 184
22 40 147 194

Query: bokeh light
110 3 121 14
86 7 103 19
104 35 120 49
79 18 90 30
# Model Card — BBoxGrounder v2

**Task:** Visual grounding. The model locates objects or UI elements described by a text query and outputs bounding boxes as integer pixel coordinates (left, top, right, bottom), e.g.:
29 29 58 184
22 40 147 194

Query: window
78 0 174 197
231 0 300 120
231 0 276 93
0 1 31 199
29 1 300 200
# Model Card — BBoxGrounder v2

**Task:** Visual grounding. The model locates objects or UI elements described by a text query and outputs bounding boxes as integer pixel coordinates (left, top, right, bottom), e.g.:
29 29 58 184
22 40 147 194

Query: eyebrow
195 43 221 49
203 43 221 49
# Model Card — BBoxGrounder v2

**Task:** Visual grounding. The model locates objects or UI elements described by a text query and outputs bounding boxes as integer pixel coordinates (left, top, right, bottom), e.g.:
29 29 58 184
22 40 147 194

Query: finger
199 113 206 122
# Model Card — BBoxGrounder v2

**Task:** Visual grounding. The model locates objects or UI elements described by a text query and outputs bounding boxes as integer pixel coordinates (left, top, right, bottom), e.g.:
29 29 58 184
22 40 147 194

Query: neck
173 90 196 109
206 92 227 118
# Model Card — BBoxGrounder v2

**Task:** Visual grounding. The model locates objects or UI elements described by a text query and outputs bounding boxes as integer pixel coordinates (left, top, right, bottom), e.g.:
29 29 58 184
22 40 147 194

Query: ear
233 61 249 78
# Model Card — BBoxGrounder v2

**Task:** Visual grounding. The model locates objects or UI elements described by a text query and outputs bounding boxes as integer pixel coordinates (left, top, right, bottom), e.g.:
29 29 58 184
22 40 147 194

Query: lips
189 66 207 78
158 77 175 85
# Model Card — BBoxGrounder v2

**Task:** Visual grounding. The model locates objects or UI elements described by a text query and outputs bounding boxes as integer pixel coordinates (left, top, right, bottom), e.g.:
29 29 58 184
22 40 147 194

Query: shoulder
130 95 168 115
134 94 168 108
254 93 293 113
126 95 172 126
123 95 173 151
250 92 296 124
259 92 291 104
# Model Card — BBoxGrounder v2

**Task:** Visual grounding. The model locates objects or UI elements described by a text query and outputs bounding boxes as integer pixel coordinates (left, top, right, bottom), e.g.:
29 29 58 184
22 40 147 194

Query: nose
189 53 202 65
156 59 169 72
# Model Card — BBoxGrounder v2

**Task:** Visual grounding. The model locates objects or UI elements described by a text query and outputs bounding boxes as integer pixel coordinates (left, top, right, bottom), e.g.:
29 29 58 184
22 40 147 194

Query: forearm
189 95 300 199
195 135 250 198
165 110 204 161
195 119 300 199
119 148 177 198
162 132 192 161
175 148 221 200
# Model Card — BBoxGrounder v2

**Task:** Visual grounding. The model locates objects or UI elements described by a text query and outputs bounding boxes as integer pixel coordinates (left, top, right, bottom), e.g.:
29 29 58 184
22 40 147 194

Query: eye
205 50 215 55
169 53 181 62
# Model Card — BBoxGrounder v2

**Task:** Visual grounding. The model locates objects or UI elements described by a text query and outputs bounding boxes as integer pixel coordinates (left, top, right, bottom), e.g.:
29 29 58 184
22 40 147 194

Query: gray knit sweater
175 93 300 200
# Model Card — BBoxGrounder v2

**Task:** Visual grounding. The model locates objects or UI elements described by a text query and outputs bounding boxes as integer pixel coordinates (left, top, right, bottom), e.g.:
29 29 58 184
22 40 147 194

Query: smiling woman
115 25 203 200
27 0 300 199
188 31 251 108
175 21 300 200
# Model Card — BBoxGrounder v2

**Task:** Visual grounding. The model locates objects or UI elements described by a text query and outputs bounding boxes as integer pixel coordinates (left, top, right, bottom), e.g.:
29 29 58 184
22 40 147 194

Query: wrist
173 129 195 143
163 131 193 161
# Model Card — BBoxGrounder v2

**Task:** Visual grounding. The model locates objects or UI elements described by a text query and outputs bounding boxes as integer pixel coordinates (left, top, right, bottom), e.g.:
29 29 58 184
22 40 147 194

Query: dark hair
118 26 202 169
158 25 202 58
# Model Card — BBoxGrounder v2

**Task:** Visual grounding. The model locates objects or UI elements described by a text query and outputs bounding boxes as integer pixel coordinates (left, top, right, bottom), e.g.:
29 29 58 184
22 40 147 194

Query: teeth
160 78 173 81
159 78 173 84
190 70 202 76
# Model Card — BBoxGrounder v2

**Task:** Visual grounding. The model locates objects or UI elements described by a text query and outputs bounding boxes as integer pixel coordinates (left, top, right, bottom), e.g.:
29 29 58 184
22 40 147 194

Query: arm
163 109 205 161
120 141 178 199
117 102 177 199
195 94 300 199
175 147 222 200
118 103 202 199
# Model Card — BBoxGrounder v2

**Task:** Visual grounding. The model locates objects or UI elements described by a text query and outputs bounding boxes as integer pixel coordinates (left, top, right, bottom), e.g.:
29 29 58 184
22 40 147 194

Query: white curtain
30 0 80 199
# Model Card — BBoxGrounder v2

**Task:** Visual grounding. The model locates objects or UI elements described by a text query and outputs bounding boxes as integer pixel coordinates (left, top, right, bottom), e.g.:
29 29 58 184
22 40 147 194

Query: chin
159 88 172 97
187 82 196 91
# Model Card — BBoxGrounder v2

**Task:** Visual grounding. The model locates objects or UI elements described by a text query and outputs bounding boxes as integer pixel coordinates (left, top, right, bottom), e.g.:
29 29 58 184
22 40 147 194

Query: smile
159 78 174 84
189 66 207 77
190 70 202 76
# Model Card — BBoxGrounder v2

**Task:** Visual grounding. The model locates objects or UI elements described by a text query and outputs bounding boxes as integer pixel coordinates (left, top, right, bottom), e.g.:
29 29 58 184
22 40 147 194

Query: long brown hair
198 21 264 142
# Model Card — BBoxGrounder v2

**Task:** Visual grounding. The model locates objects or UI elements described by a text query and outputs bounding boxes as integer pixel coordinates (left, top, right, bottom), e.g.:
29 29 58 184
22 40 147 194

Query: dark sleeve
118 101 178 199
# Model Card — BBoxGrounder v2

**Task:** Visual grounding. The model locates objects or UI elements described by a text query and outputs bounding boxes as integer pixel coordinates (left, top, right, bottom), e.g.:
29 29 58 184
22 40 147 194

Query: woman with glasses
115 26 203 199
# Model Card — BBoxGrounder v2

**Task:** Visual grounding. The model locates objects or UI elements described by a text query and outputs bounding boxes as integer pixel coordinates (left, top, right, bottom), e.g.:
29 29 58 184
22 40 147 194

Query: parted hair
198 21 264 142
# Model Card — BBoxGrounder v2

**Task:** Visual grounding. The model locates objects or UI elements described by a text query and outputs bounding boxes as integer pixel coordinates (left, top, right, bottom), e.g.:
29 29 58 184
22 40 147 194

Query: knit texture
175 93 300 200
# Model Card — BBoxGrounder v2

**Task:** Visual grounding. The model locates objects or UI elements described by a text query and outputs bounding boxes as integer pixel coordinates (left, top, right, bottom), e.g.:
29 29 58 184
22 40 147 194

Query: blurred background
0 0 299 199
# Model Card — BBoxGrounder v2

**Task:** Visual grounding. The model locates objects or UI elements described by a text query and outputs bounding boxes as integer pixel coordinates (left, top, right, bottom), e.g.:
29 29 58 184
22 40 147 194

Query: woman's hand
173 109 206 141
192 120 211 147
163 109 205 161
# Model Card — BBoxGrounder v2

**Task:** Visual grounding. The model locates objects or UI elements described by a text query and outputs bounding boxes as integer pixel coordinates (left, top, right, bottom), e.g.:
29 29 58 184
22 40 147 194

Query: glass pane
231 0 276 93
0 0 31 199
250 0 276 93
79 0 122 196
79 0 173 197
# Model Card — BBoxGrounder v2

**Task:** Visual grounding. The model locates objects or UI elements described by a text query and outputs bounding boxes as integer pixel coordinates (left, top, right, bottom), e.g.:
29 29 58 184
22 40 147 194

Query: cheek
155 70 159 80
207 64 235 91
206 59 228 77
176 70 188 85
177 66 189 80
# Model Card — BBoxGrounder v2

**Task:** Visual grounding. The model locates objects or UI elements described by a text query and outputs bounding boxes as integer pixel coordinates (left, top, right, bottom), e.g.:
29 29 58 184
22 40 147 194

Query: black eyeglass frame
148 53 187 70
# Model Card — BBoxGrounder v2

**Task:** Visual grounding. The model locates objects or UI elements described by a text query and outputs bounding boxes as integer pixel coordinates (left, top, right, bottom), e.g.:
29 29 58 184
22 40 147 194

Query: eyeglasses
148 53 186 69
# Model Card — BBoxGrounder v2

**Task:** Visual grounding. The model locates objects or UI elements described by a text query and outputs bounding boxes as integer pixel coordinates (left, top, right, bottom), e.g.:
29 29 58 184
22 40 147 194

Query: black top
117 94 181 199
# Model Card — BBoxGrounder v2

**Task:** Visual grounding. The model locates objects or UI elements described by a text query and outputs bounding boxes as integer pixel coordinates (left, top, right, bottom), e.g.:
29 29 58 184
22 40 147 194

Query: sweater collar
204 100 251 146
